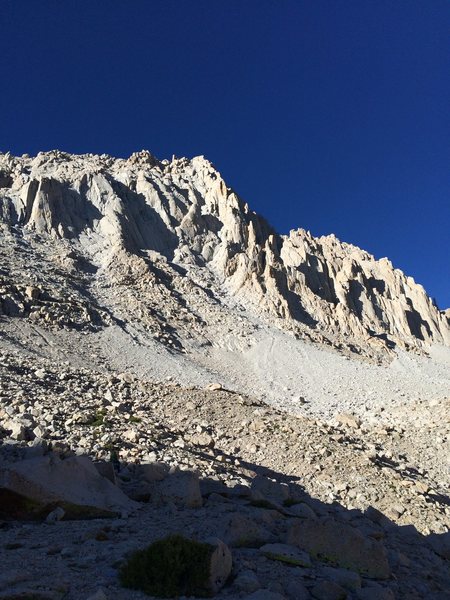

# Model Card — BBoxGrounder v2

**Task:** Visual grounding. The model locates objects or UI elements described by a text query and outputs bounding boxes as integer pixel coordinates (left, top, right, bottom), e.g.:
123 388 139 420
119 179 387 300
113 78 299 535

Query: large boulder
250 475 291 507
287 517 390 579
0 453 139 519
223 513 274 548
151 468 203 508
207 537 233 594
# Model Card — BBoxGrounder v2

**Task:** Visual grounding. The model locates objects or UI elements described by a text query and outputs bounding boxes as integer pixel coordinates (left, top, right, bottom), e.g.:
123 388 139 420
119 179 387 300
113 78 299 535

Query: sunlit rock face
0 149 448 352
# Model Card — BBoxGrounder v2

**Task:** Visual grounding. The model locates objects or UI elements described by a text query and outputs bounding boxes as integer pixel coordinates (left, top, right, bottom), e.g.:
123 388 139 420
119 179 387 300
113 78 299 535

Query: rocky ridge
0 149 448 356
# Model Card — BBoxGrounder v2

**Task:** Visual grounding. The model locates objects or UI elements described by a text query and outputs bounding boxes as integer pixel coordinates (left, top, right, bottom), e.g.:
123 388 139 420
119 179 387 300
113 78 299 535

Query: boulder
287 517 390 579
336 414 361 429
152 468 202 508
45 506 65 522
25 285 41 300
0 453 138 519
207 383 223 391
250 475 291 506
224 513 273 548
188 432 215 448
207 537 233 594
137 461 169 482
285 501 317 519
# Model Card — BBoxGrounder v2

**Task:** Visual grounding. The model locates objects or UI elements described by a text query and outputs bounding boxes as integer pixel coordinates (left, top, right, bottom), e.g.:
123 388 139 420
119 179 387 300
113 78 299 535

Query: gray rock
138 461 169 482
336 414 361 429
0 452 138 519
224 513 273 547
287 517 390 579
1 150 447 352
207 383 223 391
152 468 202 508
206 537 233 594
250 475 291 506
285 502 317 519
188 431 215 448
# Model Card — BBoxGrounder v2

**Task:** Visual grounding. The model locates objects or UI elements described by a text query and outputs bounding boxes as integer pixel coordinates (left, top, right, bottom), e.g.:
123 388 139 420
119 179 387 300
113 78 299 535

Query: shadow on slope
1 423 449 599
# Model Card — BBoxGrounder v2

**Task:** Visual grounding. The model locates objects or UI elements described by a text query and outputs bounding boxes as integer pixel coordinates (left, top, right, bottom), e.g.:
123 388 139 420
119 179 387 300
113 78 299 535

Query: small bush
87 409 107 427
119 534 215 598
128 415 142 423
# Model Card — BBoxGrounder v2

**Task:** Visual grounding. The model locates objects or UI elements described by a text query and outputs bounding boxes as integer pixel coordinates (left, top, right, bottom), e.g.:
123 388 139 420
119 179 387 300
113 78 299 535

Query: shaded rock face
0 149 448 352
287 517 390 580
0 453 138 519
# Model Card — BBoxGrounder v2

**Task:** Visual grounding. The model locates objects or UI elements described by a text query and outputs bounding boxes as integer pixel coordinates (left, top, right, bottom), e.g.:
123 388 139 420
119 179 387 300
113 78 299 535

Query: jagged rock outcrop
0 149 448 352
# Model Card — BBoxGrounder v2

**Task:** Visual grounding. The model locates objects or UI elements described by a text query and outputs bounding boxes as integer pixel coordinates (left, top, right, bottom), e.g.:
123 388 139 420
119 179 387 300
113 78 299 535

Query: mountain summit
1 149 447 359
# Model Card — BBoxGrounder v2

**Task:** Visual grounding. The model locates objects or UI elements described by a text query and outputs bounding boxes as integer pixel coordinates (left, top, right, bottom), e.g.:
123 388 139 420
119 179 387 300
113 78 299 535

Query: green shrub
119 534 215 598
128 415 142 423
87 409 107 427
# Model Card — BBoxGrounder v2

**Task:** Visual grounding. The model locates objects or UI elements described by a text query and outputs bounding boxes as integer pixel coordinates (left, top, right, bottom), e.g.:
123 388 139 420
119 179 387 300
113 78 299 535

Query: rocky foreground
1 349 449 599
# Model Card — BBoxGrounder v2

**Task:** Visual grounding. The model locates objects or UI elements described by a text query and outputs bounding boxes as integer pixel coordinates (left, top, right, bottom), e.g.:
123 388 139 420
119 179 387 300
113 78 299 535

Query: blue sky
1 1 449 307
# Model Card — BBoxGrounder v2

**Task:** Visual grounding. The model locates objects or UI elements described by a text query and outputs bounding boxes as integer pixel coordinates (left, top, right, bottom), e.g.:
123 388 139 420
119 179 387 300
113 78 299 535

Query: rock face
287 517 390 579
0 149 448 354
0 452 138 519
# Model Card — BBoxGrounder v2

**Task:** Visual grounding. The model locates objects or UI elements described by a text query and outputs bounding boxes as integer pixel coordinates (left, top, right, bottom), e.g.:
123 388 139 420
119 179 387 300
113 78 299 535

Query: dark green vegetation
119 534 215 598
87 409 109 428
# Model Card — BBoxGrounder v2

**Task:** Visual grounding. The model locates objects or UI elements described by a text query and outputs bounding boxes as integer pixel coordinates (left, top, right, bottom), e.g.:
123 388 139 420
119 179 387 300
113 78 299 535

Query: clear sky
1 1 449 307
